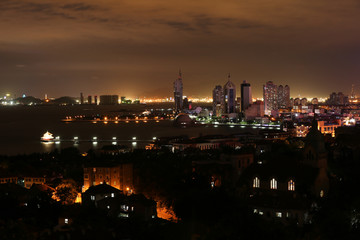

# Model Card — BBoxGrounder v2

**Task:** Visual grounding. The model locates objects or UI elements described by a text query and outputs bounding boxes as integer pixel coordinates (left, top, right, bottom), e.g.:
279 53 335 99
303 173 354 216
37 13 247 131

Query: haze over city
1 0 360 99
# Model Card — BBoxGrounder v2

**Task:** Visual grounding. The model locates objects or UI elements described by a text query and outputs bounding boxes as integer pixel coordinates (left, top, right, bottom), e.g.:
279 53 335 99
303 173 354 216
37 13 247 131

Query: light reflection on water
0 105 256 156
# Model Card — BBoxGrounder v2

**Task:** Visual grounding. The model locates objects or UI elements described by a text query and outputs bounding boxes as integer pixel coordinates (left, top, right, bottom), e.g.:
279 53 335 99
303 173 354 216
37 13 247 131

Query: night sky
1 0 360 99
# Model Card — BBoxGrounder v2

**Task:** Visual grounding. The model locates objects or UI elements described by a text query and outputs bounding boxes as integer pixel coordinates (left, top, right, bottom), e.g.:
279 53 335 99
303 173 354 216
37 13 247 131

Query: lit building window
91 195 95 201
320 190 324 198
254 209 258 214
65 218 69 224
259 211 264 215
270 178 277 189
107 205 110 209
111 193 115 198
276 212 282 218
288 179 295 191
253 177 260 188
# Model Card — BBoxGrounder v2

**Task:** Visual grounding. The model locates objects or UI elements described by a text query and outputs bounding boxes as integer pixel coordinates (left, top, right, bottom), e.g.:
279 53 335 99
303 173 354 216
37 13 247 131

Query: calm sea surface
0 105 254 156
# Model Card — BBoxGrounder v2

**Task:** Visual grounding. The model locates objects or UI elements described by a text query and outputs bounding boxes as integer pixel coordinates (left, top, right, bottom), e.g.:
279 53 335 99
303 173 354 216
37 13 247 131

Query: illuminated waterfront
0 104 259 155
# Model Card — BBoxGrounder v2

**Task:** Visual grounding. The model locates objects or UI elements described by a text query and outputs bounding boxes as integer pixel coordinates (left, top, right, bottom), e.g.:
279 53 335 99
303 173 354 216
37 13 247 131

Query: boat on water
41 131 54 142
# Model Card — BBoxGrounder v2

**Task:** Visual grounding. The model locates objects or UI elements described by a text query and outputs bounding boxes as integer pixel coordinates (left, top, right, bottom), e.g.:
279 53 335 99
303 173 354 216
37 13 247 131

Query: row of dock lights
50 136 158 144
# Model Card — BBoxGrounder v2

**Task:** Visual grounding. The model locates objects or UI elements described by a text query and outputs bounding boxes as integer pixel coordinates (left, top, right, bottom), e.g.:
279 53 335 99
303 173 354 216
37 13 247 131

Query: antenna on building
179 68 182 78
228 73 231 81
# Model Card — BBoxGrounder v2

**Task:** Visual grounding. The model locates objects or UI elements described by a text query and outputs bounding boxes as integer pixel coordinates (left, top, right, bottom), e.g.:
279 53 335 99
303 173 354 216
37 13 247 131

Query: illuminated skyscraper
174 69 183 112
223 74 236 114
241 80 252 112
212 85 224 117
263 81 278 115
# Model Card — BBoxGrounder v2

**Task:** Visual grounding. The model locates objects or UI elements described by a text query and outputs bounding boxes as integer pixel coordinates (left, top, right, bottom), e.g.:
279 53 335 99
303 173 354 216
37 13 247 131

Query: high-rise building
174 69 183 112
263 81 278 115
88 95 92 104
284 85 290 108
80 92 84 105
212 85 224 117
100 95 119 105
241 80 252 112
277 85 284 108
94 95 98 105
277 85 290 109
223 74 236 114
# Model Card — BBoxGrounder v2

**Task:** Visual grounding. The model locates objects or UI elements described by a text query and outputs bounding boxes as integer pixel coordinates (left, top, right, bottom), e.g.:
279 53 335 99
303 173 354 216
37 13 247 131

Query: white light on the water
132 141 137 146
112 142 117 145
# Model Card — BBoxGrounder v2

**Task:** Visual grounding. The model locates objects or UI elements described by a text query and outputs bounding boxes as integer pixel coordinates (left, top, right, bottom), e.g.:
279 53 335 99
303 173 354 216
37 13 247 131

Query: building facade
100 95 119 105
223 74 236 114
174 70 183 112
212 85 224 117
83 163 133 193
241 80 252 112
263 81 278 115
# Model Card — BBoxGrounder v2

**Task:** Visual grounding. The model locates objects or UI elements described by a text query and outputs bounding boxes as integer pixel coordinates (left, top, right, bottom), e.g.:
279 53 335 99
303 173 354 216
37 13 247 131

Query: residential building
99 95 119 105
83 163 133 193
263 81 278 115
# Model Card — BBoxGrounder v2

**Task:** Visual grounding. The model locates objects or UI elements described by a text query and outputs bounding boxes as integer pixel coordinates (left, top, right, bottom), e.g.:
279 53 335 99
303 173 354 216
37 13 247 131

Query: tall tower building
213 85 224 117
80 92 84 105
263 81 278 115
241 80 252 112
174 69 183 112
284 85 290 108
277 85 285 108
277 85 290 109
223 74 236 114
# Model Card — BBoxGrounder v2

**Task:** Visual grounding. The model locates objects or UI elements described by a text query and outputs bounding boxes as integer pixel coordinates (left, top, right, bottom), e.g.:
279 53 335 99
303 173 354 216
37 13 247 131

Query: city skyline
1 0 360 98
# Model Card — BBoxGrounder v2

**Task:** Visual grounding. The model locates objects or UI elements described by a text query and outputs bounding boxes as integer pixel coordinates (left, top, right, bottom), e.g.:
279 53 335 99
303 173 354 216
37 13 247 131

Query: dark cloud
61 3 96 11
164 21 196 32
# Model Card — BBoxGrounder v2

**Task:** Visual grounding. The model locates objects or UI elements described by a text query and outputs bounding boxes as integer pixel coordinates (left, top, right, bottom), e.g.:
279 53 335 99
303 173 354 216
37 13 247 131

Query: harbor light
74 137 79 140
132 137 136 140
112 137 117 140
112 142 117 145
93 137 97 141
152 137 157 140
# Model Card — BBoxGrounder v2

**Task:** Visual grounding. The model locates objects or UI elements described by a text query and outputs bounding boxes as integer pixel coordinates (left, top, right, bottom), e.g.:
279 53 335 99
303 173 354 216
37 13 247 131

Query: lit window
276 212 282 218
270 178 277 189
288 180 295 191
320 190 324 198
254 209 258 214
211 181 215 188
107 205 110 209
65 218 69 224
91 195 95 201
259 211 264 215
253 177 260 188
111 193 115 198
